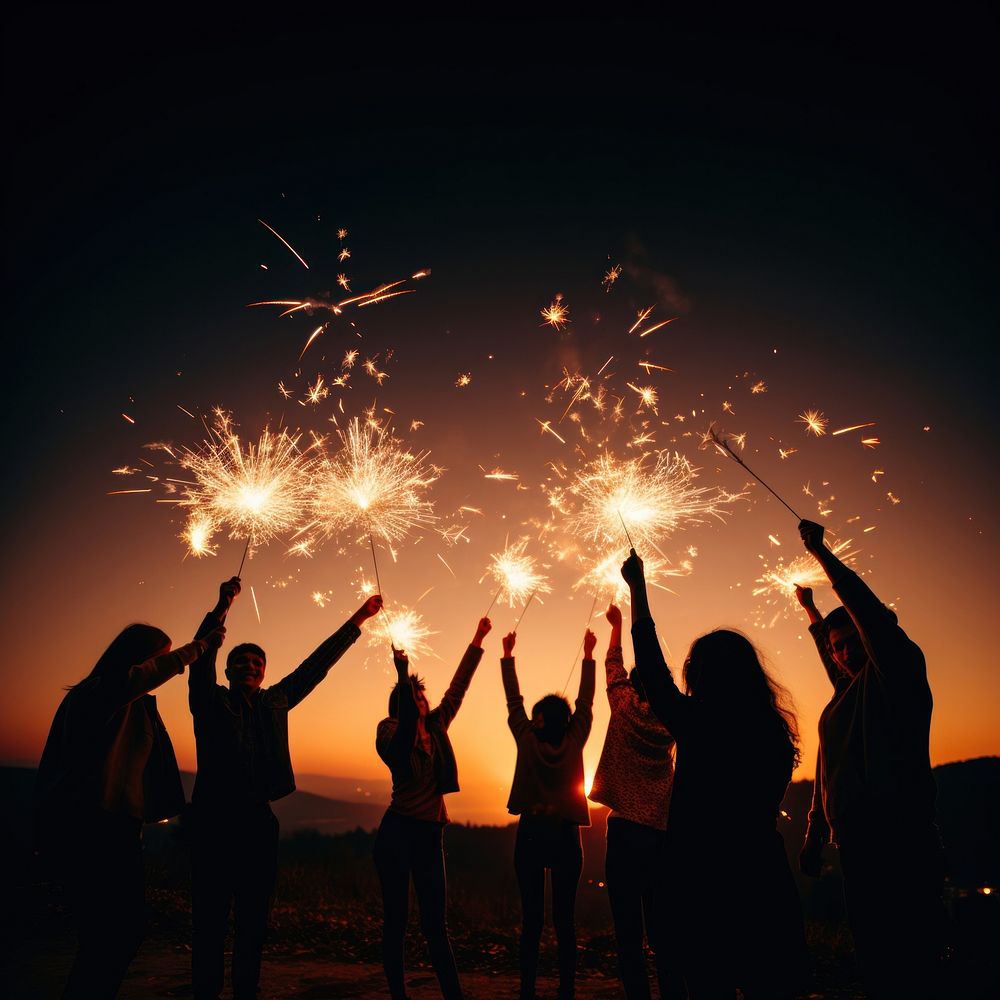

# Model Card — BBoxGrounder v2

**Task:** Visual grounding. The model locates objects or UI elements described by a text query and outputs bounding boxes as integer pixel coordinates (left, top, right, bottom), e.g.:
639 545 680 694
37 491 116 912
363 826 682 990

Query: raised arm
604 604 630 710
796 585 841 688
189 577 240 713
378 647 418 776
567 629 597 743
500 631 531 738
799 520 921 677
271 594 382 708
622 549 687 735
436 616 491 729
126 629 224 704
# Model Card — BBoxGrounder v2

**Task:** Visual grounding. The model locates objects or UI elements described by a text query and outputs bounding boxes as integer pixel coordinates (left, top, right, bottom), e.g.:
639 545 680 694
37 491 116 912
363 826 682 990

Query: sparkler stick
512 591 538 633
562 592 599 695
618 510 634 549
709 427 801 520
237 537 251 577
483 585 504 619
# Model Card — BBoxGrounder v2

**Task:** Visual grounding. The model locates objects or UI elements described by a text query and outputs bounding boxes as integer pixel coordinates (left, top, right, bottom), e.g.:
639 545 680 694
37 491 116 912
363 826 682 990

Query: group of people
35 519 947 999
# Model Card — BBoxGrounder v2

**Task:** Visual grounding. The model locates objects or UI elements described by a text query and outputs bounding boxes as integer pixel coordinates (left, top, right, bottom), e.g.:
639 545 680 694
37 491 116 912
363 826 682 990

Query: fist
392 646 409 670
219 577 241 606
799 520 825 554
795 586 814 610
621 549 644 586
476 617 493 638
502 632 516 657
583 629 597 657
605 604 622 628
361 595 384 619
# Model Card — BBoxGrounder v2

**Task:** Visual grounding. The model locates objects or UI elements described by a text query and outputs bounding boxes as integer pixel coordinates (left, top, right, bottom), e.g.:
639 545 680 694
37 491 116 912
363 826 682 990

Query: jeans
513 815 583 1000
372 809 464 1000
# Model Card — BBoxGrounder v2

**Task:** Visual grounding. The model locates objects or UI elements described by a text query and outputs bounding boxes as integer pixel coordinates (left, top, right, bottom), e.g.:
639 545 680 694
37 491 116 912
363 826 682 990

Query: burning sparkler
541 295 569 330
565 450 739 555
797 409 829 436
180 514 217 558
173 410 318 571
367 605 436 660
481 537 552 613
753 537 859 622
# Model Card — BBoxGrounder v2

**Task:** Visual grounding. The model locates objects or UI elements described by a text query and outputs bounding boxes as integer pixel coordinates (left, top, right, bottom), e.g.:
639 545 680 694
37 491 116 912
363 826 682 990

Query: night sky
5 13 996 823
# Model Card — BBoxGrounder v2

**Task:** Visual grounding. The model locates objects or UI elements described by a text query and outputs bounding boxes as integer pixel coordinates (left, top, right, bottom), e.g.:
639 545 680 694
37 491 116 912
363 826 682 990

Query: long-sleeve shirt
375 644 484 823
188 612 361 808
37 643 201 827
631 618 795 848
804 568 935 847
589 644 675 830
502 655 595 825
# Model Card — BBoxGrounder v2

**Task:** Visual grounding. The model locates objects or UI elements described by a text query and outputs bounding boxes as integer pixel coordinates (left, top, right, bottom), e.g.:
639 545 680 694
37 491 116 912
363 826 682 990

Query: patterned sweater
589 645 675 830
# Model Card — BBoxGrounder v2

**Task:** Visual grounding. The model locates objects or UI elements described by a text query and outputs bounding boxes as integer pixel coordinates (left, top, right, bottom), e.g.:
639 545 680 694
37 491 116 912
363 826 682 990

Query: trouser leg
549 827 582 1000
606 820 650 1000
410 821 463 1000
232 809 279 1000
514 820 546 1000
191 816 233 1000
374 811 412 1000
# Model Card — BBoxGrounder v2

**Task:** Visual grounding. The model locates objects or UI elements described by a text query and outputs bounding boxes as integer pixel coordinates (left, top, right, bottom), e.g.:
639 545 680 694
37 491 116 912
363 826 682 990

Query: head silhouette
531 694 572 745
388 674 428 719
683 629 799 763
75 623 172 687
822 606 871 677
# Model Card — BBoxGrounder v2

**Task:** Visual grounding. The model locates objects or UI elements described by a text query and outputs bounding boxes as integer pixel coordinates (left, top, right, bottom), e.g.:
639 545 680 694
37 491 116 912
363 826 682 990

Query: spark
108 489 152 495
257 219 309 269
112 466 139 475
574 549 689 605
482 537 553 609
871 469 885 483
287 539 313 558
363 358 379 376
797 410 829 436
638 361 673 374
602 264 622 291
862 437 880 448
751 381 767 394
311 417 438 545
122 414 135 424
337 228 348 240
565 450 740 553
342 350 358 369
887 492 901 505
637 317 678 338
832 422 876 436
455 373 472 387
541 296 569 330
483 467 519 482
337 273 351 291
436 553 457 577
754 537 860 610
722 401 735 415
626 383 659 414
628 306 654 335
298 322 328 359
250 586 261 623
536 419 567 444
373 606 436 659
459 506 483 515
357 289 414 308
312 590 333 608
176 404 196 419
181 515 217 558
778 447 798 460
305 376 329 405
338 247 351 262
410 419 424 432
175 410 317 551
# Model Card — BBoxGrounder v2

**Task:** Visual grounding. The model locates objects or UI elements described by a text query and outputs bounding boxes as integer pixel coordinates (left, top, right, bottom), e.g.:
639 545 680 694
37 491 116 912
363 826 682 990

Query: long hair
530 693 572 746
682 629 800 766
71 623 171 689
387 674 426 718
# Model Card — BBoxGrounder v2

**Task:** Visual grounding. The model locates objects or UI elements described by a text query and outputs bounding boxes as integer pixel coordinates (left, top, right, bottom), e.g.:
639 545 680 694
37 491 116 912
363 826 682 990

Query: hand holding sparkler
199 624 227 653
472 617 493 649
621 549 652 625
799 519 826 556
795 585 823 626
502 632 516 657
213 577 242 619
392 646 409 675
605 604 623 629
583 629 597 659
351 594 384 628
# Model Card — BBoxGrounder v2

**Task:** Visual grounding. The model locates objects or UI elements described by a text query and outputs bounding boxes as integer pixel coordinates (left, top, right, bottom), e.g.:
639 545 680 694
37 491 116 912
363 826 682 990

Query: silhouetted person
796 519 946 999
36 619 224 999
502 628 595 1000
589 603 684 1000
373 616 492 1000
187 578 381 1000
623 549 806 999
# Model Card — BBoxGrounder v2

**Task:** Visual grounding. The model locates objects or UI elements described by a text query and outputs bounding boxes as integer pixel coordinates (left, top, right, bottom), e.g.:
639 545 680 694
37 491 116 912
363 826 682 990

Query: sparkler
797 410 828 436
541 296 569 330
512 592 539 633
573 549 689 606
481 537 553 614
754 537 859 616
180 514 217 558
368 605 436 660
562 592 599 694
174 410 317 573
565 449 738 555
708 426 801 521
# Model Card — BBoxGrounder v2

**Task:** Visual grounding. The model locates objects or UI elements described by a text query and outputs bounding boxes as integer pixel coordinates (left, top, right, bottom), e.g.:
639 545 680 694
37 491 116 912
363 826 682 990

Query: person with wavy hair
622 548 806 999
36 616 224 999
